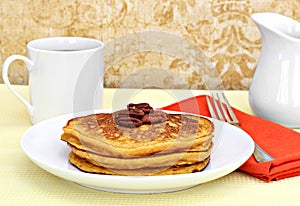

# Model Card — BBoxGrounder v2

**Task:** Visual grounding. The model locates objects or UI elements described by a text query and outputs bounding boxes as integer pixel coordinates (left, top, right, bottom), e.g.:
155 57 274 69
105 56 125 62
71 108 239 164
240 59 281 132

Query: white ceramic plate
21 110 254 194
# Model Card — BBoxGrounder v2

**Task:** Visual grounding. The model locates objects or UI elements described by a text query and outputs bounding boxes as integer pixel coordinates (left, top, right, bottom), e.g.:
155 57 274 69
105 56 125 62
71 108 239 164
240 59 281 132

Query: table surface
1 84 300 206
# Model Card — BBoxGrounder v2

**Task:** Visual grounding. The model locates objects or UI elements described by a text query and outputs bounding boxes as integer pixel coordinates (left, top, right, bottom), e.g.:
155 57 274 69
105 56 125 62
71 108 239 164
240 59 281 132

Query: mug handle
2 55 34 115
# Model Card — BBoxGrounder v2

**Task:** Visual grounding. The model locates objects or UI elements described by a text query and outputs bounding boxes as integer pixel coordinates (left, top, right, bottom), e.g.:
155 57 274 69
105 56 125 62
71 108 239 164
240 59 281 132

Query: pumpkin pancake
61 103 214 176
68 142 213 170
61 113 214 157
69 152 211 176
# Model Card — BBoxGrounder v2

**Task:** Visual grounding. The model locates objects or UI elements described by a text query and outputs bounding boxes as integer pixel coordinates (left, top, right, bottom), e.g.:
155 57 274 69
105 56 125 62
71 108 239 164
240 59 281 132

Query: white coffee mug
2 37 104 124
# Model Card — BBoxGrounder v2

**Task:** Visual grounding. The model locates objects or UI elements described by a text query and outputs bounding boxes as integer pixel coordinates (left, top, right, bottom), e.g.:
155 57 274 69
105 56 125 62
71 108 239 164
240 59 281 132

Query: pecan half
115 103 168 127
142 110 168 124
115 109 144 119
127 103 153 114
115 116 143 128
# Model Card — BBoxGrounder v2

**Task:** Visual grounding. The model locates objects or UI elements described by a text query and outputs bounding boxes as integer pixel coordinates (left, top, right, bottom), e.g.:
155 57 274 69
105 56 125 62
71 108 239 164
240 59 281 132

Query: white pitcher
249 12 300 128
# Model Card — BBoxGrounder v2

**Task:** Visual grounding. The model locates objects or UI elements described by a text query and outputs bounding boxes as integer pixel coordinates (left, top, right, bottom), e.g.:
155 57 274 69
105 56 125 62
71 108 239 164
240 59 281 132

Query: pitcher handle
2 55 34 115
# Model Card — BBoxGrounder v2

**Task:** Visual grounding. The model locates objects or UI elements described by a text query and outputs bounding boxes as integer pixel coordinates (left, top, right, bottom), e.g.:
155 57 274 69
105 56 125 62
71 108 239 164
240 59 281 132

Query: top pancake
61 112 214 157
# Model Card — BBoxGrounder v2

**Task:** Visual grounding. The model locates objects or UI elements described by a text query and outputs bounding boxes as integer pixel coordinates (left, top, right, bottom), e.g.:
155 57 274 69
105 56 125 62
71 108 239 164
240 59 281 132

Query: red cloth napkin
161 95 300 182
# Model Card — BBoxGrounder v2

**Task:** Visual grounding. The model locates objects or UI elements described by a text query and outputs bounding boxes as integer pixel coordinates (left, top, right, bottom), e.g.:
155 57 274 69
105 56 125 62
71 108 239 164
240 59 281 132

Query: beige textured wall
1 0 300 89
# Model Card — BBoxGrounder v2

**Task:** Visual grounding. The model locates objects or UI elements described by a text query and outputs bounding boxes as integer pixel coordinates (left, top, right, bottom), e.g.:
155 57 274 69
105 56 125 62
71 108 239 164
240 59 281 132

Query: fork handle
235 125 274 162
253 143 274 162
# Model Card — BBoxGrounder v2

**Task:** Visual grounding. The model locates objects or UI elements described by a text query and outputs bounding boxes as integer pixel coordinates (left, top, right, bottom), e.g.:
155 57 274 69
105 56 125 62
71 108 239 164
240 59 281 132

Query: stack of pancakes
61 104 214 176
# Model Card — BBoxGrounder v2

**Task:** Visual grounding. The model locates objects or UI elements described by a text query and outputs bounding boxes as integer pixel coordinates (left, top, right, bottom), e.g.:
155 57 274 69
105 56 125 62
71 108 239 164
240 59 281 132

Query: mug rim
27 37 104 53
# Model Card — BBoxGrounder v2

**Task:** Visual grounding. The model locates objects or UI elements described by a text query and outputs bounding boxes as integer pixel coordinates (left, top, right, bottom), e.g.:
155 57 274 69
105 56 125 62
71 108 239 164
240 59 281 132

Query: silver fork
206 91 274 163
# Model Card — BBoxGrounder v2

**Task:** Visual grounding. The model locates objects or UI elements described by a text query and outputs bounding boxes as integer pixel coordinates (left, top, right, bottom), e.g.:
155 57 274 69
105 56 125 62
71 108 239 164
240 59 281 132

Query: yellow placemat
1 85 300 205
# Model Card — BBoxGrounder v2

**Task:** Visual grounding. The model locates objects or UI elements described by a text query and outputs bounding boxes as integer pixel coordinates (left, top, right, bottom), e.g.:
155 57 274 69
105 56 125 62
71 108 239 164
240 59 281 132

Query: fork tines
206 91 275 162
206 91 239 126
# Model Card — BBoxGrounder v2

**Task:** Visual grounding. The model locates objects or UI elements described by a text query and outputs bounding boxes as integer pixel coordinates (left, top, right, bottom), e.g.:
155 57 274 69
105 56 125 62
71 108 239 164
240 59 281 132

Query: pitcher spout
251 12 300 41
